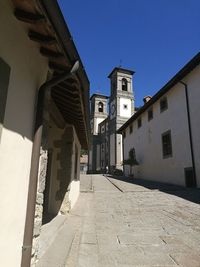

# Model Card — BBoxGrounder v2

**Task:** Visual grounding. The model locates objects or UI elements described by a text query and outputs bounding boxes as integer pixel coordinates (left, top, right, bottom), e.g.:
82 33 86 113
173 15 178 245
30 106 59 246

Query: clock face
111 103 115 115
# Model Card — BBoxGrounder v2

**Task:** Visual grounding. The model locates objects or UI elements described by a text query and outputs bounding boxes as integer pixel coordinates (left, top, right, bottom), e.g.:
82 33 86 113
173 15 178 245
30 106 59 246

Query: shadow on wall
109 175 200 204
1 58 46 143
42 126 75 225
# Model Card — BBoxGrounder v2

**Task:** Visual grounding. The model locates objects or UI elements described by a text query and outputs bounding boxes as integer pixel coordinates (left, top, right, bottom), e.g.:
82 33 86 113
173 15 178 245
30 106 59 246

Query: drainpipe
21 61 79 267
179 81 196 186
122 133 125 175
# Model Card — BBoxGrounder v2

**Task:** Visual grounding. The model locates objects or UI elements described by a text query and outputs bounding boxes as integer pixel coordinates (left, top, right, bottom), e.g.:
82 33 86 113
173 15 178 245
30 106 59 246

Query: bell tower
89 94 109 172
90 94 109 135
108 67 135 169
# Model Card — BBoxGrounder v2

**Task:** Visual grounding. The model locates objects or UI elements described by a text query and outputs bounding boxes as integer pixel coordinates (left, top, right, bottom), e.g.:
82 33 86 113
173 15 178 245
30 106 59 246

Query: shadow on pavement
108 175 200 204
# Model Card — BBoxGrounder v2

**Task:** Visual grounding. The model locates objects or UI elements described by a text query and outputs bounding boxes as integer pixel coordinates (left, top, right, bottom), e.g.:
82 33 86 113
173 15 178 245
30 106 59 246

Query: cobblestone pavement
65 174 200 267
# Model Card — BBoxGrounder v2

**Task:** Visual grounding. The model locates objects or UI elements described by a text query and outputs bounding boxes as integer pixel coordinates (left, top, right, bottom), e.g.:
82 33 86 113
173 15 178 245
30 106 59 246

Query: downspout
122 133 125 175
179 81 196 186
21 61 79 267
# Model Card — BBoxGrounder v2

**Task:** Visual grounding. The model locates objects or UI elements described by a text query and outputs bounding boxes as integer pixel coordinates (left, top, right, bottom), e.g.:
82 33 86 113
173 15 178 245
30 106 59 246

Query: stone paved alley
38 175 200 267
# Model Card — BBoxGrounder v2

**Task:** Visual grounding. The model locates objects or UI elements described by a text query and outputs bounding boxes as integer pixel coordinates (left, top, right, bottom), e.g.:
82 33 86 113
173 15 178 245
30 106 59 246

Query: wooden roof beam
61 109 83 119
40 47 64 59
14 8 45 24
54 85 79 97
28 30 56 45
61 108 83 117
52 88 79 100
53 95 81 108
49 62 69 72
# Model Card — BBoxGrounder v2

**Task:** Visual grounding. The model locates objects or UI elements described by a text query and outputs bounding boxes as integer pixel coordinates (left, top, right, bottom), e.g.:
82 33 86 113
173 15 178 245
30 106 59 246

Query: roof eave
117 52 200 134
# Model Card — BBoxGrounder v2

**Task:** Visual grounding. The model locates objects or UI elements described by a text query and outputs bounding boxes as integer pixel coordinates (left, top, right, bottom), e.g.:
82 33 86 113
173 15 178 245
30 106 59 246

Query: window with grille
162 130 172 158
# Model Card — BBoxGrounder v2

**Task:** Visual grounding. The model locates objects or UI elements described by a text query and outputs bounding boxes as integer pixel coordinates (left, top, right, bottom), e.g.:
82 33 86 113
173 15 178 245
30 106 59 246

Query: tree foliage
123 148 139 177
123 148 139 166
80 149 88 156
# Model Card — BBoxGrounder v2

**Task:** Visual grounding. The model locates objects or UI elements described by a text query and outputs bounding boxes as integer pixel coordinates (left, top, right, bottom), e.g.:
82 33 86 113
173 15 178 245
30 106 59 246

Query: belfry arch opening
98 101 104 112
122 78 128 91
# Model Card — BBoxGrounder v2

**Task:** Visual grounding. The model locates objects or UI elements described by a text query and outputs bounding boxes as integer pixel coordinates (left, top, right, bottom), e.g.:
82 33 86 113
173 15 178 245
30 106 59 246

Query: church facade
88 67 135 172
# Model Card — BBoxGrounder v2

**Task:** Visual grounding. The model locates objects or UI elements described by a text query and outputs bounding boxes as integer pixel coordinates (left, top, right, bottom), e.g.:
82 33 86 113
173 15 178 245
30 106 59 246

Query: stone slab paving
65 174 200 267
37 174 200 267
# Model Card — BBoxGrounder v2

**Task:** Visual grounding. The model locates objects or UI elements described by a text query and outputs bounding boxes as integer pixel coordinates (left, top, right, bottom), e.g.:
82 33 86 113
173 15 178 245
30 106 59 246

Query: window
162 130 172 158
123 131 126 138
0 58 11 141
98 101 103 112
122 78 128 91
129 125 133 134
123 104 128 109
160 97 168 112
137 118 142 128
148 108 153 121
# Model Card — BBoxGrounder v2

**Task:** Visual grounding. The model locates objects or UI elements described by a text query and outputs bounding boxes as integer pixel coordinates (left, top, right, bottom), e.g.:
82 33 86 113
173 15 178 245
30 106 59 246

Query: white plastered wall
123 83 193 186
120 98 132 118
95 117 105 134
0 1 48 266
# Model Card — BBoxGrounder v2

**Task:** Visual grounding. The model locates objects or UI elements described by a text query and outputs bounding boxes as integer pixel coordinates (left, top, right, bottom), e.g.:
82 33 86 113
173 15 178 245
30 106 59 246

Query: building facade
89 67 134 172
118 53 200 188
0 1 89 266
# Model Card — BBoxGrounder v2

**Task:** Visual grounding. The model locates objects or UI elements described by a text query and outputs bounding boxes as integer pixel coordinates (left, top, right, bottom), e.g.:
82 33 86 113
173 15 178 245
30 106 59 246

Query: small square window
129 125 133 134
162 130 172 158
123 104 128 109
137 118 142 128
148 108 153 121
160 97 168 112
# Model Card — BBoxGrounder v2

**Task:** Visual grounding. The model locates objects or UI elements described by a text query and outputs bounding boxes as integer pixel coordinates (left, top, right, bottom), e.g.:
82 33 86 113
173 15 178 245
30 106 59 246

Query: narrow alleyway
38 174 200 267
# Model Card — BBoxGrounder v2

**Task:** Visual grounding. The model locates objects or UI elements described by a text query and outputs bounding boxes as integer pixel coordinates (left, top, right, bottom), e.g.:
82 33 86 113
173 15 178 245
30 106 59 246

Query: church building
88 67 135 172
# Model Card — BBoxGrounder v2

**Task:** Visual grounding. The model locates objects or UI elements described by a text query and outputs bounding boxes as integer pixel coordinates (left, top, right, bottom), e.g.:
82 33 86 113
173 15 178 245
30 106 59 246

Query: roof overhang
90 94 109 100
12 0 90 149
108 67 135 78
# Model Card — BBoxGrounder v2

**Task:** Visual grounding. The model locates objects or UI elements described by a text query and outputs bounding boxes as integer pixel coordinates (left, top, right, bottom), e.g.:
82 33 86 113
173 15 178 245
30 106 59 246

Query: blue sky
58 0 200 106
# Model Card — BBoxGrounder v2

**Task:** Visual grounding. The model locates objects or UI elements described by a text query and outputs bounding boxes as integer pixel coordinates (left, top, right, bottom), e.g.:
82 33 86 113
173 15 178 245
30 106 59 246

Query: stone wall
31 99 49 265
31 148 48 266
